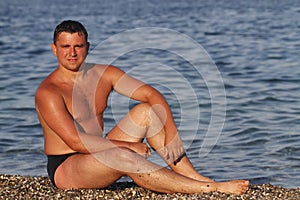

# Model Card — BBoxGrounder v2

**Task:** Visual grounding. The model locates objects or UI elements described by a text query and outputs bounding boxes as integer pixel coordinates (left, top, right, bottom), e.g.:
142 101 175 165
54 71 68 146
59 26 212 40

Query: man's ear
51 43 57 56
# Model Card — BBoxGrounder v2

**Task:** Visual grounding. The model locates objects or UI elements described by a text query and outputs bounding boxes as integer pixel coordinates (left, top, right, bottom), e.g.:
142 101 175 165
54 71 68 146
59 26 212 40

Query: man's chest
63 83 111 122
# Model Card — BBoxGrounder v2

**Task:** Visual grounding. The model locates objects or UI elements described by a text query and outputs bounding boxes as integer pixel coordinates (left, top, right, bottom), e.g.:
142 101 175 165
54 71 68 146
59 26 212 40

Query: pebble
1 174 299 200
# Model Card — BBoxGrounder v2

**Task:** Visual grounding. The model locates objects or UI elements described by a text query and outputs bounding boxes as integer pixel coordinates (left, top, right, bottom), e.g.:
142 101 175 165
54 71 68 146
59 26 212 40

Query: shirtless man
35 20 249 194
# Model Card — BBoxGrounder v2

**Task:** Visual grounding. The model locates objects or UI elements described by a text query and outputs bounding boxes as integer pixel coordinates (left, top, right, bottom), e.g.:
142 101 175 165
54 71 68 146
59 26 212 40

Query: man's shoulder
96 64 124 75
35 76 61 99
87 63 121 72
86 63 124 79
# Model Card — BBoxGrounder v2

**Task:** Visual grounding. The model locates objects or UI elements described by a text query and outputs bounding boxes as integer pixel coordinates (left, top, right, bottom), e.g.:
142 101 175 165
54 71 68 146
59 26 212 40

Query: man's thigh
54 152 123 189
106 104 166 153
106 122 144 143
105 106 147 143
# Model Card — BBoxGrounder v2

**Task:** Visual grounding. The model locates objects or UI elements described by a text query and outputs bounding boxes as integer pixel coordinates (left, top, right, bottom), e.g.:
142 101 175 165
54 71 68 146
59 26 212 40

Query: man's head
53 20 88 45
52 20 90 72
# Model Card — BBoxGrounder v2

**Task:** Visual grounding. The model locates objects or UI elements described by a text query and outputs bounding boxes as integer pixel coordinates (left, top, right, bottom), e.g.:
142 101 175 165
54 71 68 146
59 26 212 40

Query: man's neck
55 62 96 85
56 65 80 83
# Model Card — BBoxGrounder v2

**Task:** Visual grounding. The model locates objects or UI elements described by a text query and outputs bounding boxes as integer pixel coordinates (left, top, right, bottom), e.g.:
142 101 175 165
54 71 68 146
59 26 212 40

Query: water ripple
0 0 299 188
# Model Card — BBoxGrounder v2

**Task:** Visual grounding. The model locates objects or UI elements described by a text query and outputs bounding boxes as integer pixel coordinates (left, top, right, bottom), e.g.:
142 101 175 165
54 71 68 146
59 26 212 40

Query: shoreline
1 174 299 199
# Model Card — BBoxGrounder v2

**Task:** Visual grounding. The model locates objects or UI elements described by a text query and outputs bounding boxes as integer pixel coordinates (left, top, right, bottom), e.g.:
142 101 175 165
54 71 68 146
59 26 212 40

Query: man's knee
135 103 166 137
134 103 152 115
132 103 165 125
130 103 152 127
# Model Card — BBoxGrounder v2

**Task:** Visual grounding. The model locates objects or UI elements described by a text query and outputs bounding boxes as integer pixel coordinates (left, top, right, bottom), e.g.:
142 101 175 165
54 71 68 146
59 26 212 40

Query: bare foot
196 175 215 183
213 180 249 194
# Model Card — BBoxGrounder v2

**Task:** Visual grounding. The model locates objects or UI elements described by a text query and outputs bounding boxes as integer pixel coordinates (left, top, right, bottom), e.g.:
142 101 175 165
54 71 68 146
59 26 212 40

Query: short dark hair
53 20 88 44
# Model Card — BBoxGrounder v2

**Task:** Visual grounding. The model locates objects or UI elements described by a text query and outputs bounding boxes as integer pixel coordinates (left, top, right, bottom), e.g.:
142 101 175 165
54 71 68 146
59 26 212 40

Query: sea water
0 0 299 188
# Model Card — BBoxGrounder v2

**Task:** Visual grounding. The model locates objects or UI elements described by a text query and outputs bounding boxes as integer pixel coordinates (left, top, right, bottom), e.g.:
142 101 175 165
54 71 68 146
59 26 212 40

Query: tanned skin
35 21 249 194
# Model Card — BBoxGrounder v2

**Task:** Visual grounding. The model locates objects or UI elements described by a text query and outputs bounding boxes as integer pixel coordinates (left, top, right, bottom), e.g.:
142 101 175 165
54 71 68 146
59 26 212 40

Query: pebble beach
1 0 300 193
1 174 299 200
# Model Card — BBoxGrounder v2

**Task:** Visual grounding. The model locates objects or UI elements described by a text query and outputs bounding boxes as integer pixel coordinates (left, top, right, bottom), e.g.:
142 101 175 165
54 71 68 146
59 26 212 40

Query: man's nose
70 47 77 56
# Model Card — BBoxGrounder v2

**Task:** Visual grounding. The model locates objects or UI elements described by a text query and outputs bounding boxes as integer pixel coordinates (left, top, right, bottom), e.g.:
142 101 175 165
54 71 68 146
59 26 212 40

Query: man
35 20 249 194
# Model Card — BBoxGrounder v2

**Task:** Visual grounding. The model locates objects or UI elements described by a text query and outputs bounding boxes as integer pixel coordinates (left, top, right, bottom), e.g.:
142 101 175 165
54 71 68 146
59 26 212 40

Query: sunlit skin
35 30 249 194
51 32 89 72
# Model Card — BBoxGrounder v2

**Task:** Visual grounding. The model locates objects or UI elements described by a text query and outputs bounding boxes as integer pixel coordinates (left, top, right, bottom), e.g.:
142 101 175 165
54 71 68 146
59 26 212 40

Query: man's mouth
68 58 78 62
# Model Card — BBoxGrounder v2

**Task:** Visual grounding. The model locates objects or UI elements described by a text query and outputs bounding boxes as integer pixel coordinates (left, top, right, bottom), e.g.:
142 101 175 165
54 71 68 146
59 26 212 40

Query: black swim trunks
47 152 78 187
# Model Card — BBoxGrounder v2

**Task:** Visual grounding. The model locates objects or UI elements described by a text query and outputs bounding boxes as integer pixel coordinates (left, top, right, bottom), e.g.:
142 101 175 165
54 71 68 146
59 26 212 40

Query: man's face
52 32 89 72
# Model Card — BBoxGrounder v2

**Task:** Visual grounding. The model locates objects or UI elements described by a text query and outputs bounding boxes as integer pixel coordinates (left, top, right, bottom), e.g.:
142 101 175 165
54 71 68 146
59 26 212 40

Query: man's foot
195 175 215 182
214 180 249 194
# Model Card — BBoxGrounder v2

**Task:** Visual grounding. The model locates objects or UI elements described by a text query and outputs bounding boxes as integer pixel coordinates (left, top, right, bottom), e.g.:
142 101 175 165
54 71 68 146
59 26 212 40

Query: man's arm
35 84 149 156
106 65 184 163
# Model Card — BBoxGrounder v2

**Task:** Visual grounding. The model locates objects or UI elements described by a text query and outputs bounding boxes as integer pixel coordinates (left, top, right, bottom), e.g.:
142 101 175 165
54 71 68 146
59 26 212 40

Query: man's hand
128 142 151 159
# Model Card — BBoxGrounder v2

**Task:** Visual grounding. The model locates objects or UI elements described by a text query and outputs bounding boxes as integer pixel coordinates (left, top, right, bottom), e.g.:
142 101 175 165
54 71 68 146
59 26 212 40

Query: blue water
0 0 299 188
